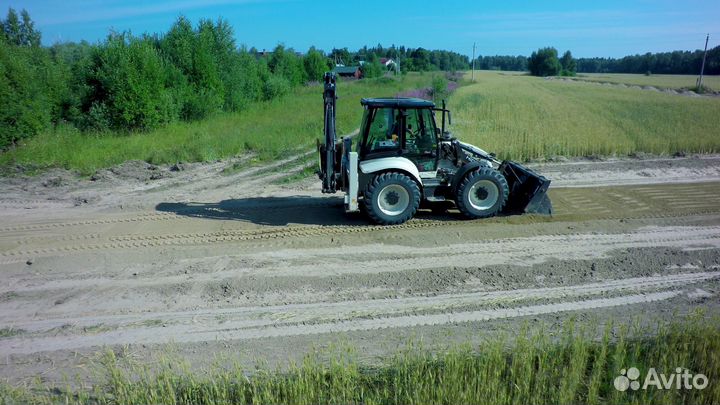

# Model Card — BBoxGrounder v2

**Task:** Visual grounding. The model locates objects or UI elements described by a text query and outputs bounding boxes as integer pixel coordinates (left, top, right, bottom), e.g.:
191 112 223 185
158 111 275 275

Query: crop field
452 71 720 161
573 72 720 91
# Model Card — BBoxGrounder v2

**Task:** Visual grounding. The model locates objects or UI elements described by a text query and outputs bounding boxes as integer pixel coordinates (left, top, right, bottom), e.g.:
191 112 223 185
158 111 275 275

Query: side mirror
447 111 452 126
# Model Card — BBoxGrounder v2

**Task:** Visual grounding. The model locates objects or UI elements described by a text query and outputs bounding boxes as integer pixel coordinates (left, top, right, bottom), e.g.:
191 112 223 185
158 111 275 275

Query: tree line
0 9 470 149
329 45 470 72
477 47 719 76
576 49 720 75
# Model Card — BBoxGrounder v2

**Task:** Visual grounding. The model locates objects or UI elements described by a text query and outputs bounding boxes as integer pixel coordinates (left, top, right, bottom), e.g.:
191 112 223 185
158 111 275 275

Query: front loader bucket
499 160 552 215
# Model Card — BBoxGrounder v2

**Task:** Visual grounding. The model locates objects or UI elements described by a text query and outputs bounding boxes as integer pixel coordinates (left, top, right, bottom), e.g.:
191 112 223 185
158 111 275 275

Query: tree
304 47 328 82
360 55 383 79
329 47 351 65
87 33 175 130
528 47 561 76
19 9 40 47
268 44 306 85
411 48 431 71
0 41 52 147
1 8 40 47
560 50 576 76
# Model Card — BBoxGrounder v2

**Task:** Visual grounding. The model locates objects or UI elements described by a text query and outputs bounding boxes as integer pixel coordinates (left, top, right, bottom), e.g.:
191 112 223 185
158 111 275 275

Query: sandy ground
1 152 719 385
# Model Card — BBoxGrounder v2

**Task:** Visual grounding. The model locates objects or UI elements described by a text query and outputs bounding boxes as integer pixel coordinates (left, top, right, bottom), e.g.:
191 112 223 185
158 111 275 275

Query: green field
453 71 720 161
573 73 720 91
0 74 437 175
2 315 718 405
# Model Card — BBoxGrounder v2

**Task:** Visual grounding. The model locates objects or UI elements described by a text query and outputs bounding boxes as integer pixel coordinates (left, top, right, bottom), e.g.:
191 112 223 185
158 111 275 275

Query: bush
87 33 176 130
304 47 329 82
269 45 307 86
361 56 384 79
263 75 291 100
528 47 561 77
0 41 53 148
222 50 264 111
430 74 449 103
83 102 112 131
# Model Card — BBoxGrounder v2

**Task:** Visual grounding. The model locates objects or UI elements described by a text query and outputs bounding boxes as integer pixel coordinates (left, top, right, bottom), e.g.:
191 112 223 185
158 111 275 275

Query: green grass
453 71 720 161
0 327 23 338
2 314 719 404
573 73 720 92
0 74 435 175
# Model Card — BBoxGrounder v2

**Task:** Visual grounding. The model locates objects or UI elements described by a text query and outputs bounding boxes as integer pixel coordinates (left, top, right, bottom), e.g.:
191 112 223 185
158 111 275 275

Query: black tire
455 167 509 219
363 172 420 225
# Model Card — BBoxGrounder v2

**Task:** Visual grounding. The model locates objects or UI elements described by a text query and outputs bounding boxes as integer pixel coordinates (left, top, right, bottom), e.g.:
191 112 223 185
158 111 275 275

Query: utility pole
471 42 476 82
698 34 710 91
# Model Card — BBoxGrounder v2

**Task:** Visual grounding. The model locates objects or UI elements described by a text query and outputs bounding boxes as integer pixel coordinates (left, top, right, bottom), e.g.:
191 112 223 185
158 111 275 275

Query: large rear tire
363 172 420 225
455 167 509 219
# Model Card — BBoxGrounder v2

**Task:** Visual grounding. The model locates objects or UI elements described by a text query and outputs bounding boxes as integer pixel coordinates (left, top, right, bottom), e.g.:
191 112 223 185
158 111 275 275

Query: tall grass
574 73 720 91
2 314 718 404
0 74 434 175
452 71 720 161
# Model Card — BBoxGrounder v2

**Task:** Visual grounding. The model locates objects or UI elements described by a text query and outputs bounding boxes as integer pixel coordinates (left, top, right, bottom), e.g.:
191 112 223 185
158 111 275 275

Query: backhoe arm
320 72 337 193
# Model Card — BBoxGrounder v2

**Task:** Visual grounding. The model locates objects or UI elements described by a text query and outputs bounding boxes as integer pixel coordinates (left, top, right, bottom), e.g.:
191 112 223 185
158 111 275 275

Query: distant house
333 65 362 79
379 58 397 71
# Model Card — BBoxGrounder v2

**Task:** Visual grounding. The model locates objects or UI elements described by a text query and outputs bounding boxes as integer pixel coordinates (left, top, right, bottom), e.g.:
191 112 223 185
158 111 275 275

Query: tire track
0 288 687 355
3 226 718 292
7 271 717 330
0 212 179 233
2 213 719 265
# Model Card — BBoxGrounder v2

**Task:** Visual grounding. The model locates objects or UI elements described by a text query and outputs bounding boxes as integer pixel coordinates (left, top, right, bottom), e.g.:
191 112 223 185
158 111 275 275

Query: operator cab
358 98 439 173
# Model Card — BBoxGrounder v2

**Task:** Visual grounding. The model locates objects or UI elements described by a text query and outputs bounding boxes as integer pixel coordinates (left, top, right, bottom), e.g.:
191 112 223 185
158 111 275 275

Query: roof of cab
360 98 435 108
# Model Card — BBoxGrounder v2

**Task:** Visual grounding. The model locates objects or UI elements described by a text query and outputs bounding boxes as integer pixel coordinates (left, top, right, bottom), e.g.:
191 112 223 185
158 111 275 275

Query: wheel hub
384 191 400 206
474 187 489 200
468 180 499 211
377 184 410 216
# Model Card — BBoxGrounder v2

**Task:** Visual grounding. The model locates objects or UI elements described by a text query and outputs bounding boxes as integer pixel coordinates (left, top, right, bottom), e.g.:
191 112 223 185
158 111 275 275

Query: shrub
0 41 53 148
269 44 307 86
430 74 449 103
222 50 264 111
361 57 384 79
304 47 329 82
87 33 175 130
263 75 291 100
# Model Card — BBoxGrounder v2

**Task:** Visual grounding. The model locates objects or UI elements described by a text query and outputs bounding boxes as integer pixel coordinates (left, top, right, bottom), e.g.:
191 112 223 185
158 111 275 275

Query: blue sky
5 0 719 57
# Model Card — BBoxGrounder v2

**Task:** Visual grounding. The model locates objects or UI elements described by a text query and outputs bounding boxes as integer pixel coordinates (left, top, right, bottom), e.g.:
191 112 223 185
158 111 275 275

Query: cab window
405 108 437 155
363 107 401 153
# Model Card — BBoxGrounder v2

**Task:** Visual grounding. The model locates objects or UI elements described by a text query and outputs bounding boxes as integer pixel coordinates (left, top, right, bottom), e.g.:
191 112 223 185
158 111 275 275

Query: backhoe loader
317 72 551 225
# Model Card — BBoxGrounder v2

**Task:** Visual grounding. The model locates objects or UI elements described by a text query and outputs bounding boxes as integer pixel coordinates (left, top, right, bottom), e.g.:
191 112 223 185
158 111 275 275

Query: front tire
455 167 509 219
363 172 420 225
